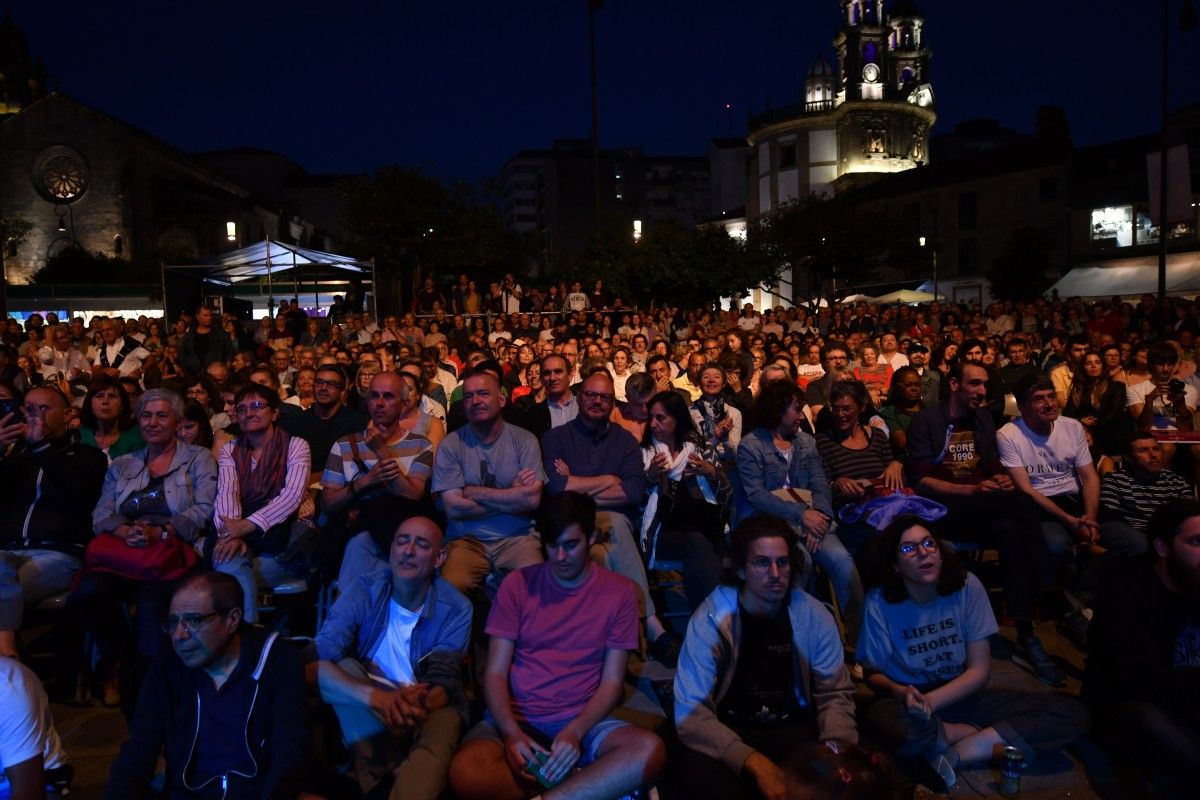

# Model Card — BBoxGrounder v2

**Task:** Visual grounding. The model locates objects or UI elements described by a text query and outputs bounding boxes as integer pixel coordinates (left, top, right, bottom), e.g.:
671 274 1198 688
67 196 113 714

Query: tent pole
293 249 299 307
266 237 274 319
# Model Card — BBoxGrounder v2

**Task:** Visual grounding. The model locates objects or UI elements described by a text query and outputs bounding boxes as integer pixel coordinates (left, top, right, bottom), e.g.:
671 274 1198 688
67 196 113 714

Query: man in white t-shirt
877 332 909 370
315 517 472 800
0 656 67 797
997 375 1101 562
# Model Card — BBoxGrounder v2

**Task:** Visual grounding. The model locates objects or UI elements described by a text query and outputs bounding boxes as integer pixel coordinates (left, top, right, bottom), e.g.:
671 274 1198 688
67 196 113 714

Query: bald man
314 517 471 800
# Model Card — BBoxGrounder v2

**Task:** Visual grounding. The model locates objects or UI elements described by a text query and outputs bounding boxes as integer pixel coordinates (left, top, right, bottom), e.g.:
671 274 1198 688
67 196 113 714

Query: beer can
999 745 1023 798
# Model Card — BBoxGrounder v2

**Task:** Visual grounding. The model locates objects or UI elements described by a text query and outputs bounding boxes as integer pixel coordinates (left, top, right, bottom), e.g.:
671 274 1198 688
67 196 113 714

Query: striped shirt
816 427 894 499
214 436 311 534
1099 467 1192 531
323 425 434 490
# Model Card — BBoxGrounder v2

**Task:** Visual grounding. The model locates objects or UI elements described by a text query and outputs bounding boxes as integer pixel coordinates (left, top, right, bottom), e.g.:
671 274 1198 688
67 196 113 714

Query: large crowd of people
0 281 1199 799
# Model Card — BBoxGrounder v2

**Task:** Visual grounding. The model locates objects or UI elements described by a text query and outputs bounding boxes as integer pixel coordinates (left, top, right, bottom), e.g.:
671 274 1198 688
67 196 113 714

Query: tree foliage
32 246 162 291
986 227 1055 302
749 193 913 299
564 218 780 309
340 167 519 311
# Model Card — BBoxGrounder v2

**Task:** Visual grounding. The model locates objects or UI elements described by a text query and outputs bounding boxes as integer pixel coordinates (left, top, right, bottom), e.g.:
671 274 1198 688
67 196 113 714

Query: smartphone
0 398 22 422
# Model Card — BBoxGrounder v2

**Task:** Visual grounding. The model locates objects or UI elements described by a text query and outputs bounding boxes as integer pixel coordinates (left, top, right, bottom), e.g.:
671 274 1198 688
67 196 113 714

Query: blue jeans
808 531 863 643
215 553 306 623
466 711 628 768
0 549 81 630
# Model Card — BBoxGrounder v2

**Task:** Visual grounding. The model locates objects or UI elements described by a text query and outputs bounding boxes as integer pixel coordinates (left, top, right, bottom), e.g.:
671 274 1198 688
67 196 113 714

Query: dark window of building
958 192 977 231
958 237 978 274
5 239 16 258
113 235 124 255
779 141 797 169
1039 177 1059 201
863 42 877 64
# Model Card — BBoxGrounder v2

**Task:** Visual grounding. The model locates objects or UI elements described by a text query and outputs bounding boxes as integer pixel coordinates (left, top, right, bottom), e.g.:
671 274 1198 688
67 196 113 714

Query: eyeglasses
750 556 792 572
580 390 614 404
162 610 227 635
313 378 345 388
235 400 269 415
897 537 939 558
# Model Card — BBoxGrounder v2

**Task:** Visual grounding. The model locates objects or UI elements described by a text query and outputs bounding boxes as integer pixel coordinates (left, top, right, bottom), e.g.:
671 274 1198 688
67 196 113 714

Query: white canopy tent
872 289 945 304
165 239 376 319
1046 252 1200 298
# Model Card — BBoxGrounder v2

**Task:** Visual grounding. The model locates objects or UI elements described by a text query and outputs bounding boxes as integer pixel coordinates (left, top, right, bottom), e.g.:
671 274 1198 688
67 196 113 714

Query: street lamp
920 236 938 300
1156 0 1197 302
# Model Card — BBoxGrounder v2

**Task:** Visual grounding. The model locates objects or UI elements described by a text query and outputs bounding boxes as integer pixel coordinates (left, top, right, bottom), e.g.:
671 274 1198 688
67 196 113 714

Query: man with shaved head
314 517 471 800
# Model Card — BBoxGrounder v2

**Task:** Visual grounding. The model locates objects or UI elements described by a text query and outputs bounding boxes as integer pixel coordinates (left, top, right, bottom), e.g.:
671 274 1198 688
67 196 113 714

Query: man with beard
280 365 367 479
804 341 852 417
673 515 856 800
1086 498 1200 797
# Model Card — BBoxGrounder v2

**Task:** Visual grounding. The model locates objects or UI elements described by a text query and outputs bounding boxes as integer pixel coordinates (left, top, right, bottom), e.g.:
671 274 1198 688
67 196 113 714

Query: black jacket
104 627 311 800
0 430 107 555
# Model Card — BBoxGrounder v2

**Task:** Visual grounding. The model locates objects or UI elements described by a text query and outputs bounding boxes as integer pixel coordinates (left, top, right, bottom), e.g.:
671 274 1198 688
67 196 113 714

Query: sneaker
1012 635 1066 687
649 631 681 668
1055 608 1091 651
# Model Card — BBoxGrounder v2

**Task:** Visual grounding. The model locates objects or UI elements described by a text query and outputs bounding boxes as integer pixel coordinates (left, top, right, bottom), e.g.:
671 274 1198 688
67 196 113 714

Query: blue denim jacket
734 427 833 525
314 570 472 722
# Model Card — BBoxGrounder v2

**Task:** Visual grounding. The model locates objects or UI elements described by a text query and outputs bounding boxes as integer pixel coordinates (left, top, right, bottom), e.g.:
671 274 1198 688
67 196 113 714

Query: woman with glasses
73 388 218 708
857 516 1088 790
79 374 145 462
211 384 310 622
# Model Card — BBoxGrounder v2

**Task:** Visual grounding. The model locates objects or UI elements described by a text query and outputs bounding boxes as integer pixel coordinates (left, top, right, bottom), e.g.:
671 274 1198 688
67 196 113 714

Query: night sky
10 1 1200 184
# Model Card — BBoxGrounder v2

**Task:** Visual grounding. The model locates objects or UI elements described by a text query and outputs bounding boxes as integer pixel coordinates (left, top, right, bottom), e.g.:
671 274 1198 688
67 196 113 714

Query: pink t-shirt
487 562 639 723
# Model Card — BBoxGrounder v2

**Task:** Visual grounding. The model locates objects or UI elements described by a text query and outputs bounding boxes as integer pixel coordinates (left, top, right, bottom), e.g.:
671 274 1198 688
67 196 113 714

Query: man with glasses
541 371 682 666
0 386 107 658
804 341 852 417
673 515 857 799
105 571 311 799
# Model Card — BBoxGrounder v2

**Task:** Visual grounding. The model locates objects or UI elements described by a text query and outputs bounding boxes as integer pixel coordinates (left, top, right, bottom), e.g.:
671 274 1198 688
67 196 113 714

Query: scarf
693 396 726 443
234 426 290 514
639 440 717 569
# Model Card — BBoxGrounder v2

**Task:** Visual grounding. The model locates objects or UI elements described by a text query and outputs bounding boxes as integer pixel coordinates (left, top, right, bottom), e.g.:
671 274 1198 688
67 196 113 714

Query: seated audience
448 492 666 800
737 379 864 644
0 386 107 658
877 366 924 459
314 517 471 800
1098 431 1191 552
212 384 310 622
79 375 145 461
74 388 217 707
641 389 730 609
674 514 857 800
857 516 1088 790
1062 351 1128 474
104 571 310 799
1086 499 1200 798
0 654 69 797
690 363 742 464
321 372 434 587
433 369 546 595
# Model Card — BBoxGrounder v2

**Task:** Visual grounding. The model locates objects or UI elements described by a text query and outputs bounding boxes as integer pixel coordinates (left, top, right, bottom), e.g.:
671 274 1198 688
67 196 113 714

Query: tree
749 194 908 300
31 246 163 295
986 227 1055 302
341 167 518 312
567 218 781 309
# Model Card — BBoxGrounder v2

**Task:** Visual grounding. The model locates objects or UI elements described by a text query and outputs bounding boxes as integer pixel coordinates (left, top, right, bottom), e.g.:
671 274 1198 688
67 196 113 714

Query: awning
1047 251 1200 298
169 240 370 284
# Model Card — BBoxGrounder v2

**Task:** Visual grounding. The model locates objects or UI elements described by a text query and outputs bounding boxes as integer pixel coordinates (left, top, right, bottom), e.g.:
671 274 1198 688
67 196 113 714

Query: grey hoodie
673 584 858 772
